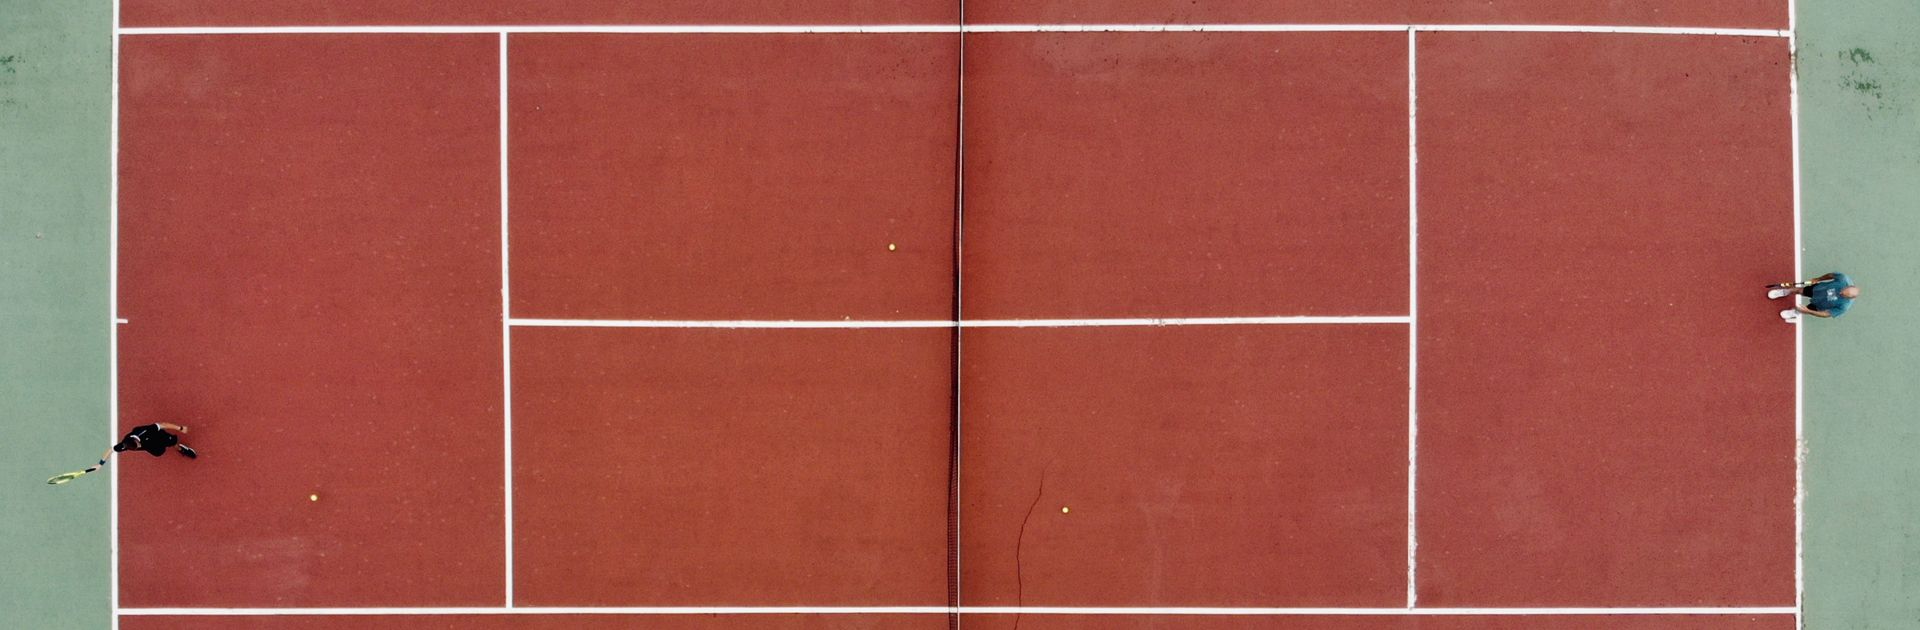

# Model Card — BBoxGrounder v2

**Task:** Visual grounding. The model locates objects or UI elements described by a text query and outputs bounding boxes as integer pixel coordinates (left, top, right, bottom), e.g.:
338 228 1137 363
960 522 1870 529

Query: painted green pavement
1800 1 1920 629
0 0 1914 628
0 0 112 627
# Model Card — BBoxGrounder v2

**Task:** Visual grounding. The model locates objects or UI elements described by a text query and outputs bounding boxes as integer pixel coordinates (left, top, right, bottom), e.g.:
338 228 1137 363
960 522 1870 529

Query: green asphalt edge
0 1 1912 628
0 0 113 627
1800 1 1920 628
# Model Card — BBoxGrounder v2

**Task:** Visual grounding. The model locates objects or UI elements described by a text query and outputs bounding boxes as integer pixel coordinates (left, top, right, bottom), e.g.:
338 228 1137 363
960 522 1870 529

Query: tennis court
108 1 1796 628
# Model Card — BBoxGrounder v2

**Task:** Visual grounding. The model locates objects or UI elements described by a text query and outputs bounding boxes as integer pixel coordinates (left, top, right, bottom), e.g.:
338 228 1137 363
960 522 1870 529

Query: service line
506 316 1411 329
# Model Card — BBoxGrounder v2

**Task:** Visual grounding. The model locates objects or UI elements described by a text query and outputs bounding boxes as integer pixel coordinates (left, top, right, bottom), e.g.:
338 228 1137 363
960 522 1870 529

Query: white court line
506 316 1410 329
968 316 1410 327
118 606 1800 617
1404 26 1420 609
114 24 1791 37
497 32 515 608
108 0 123 629
1412 24 1785 37
116 25 962 35
1787 8 1806 629
119 607 950 616
509 318 955 329
965 24 1400 32
965 607 1798 616
114 318 128 324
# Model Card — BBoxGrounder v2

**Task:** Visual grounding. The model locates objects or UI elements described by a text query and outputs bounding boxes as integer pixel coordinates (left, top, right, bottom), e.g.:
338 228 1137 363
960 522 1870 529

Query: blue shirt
1808 273 1854 317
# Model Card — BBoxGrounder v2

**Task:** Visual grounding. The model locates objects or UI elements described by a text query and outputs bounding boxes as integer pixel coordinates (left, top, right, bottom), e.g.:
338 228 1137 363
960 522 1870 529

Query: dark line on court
1013 465 1048 630
946 1 966 628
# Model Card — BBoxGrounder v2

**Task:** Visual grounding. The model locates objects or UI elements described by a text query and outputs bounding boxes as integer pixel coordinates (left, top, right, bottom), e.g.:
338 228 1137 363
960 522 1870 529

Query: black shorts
127 424 178 456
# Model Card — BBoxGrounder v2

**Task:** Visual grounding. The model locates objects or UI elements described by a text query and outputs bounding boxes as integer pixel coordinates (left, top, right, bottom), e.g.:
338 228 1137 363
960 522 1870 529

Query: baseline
116 24 1791 36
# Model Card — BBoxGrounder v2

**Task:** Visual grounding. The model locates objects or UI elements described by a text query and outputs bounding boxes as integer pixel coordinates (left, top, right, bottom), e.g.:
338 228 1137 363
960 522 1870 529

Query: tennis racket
47 461 105 485
1767 281 1812 289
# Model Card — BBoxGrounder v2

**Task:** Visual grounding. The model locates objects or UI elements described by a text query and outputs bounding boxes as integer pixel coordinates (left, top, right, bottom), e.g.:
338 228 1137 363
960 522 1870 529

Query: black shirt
123 424 178 456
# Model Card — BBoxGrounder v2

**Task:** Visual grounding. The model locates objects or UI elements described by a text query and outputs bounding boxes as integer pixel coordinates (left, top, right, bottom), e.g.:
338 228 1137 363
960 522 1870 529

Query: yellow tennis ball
309 494 319 502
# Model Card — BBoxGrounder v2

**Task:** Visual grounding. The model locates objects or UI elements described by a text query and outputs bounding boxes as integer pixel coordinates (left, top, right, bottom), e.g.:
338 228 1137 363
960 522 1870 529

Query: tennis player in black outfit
98 422 198 465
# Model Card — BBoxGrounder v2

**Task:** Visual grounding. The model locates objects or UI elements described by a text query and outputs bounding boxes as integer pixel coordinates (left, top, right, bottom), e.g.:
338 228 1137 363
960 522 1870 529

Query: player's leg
176 444 197 459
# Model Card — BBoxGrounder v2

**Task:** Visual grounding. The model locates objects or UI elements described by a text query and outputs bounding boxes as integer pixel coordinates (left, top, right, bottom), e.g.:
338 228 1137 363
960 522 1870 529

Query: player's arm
1805 273 1837 284
1795 304 1834 318
157 422 188 433
95 448 114 469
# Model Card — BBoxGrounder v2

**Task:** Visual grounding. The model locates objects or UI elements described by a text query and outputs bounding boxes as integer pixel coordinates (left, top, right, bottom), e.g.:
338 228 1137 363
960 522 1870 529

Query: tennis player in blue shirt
1770 272 1859 322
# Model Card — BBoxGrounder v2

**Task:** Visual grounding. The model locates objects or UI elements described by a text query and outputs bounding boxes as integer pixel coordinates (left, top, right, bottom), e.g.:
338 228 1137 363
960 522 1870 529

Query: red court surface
508 34 957 321
1410 1 1783 30
960 325 1407 606
967 1 1785 30
120 0 1788 30
962 32 1406 319
1415 33 1795 606
122 1 958 27
117 35 504 606
112 4 1801 629
929 614 1797 630
963 0 1411 25
121 615 945 630
511 327 951 606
